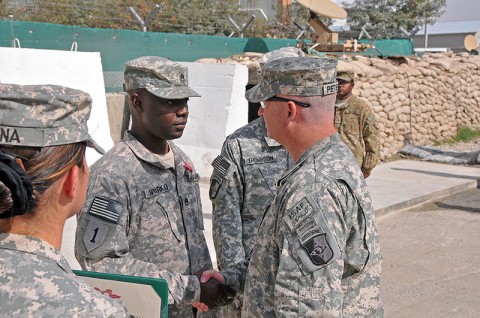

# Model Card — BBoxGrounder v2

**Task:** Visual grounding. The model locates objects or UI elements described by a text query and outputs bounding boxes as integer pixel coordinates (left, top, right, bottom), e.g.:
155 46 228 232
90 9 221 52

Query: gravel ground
387 137 480 163
433 137 480 152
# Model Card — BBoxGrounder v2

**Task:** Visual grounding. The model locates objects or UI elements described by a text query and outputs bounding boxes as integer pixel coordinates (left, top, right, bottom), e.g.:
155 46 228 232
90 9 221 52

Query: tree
0 0 250 36
342 0 446 39
0 0 323 39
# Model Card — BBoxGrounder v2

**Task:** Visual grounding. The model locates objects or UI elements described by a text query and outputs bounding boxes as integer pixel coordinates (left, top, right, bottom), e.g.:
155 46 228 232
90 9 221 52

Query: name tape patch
244 155 276 165
0 127 20 144
144 184 170 198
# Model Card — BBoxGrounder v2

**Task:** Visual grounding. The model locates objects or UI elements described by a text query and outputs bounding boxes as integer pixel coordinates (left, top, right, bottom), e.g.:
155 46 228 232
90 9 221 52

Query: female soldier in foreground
0 84 129 317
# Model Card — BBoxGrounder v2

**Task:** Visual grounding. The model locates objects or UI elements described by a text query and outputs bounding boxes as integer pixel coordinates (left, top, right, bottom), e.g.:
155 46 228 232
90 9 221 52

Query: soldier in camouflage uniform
209 116 292 317
201 57 383 317
209 48 305 317
0 84 128 317
75 56 230 317
335 71 380 178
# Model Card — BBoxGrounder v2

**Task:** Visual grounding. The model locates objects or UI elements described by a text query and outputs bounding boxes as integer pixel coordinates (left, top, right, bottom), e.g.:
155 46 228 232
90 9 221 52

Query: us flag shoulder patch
212 155 231 176
88 196 122 223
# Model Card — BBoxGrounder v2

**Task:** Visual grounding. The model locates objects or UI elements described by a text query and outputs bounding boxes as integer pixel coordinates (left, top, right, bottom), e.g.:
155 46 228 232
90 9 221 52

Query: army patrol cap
260 47 305 66
0 84 105 154
337 71 355 82
123 56 201 99
245 56 338 103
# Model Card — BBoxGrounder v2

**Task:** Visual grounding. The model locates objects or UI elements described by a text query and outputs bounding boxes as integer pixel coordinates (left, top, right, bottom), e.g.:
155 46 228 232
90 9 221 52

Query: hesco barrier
0 20 414 92
0 20 297 92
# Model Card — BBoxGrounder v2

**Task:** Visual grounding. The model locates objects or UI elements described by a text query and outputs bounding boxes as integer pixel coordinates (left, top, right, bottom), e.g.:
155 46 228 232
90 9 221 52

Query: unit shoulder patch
209 176 222 199
82 219 110 253
301 233 333 266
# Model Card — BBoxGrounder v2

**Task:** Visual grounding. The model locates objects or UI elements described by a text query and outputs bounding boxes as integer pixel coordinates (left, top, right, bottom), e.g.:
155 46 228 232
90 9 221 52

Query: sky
334 0 480 22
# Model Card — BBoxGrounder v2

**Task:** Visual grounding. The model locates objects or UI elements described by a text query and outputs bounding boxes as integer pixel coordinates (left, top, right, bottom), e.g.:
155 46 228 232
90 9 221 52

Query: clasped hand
192 269 235 311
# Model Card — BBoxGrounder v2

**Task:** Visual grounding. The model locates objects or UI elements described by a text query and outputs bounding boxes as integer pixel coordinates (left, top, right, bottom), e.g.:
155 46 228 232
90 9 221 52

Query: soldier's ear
130 93 143 111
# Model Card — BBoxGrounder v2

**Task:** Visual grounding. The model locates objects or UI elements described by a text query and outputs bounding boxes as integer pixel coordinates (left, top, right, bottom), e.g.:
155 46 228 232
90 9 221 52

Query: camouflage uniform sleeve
274 182 350 316
220 257 250 293
74 174 200 305
359 99 380 174
209 138 246 270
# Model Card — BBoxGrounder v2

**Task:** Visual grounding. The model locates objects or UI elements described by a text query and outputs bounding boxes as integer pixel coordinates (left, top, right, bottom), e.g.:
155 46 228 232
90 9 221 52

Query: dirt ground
378 188 480 318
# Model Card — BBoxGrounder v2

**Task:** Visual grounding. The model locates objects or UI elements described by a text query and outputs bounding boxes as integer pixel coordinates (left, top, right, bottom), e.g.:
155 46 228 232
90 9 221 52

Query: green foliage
0 0 250 36
435 127 480 145
0 0 318 39
342 0 447 39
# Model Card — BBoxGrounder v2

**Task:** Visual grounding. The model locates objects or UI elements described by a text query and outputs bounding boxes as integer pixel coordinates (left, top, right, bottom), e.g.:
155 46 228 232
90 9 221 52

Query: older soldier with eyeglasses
199 56 383 317
208 48 303 317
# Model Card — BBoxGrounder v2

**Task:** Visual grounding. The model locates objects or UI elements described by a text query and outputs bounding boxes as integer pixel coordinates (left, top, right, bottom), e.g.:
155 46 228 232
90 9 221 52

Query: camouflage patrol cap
0 84 105 154
123 56 201 99
245 56 338 103
260 47 305 66
337 71 355 82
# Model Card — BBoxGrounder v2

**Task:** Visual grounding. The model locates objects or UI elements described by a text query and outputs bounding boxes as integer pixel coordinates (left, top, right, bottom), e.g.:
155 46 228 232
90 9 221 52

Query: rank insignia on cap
88 196 122 223
301 233 333 266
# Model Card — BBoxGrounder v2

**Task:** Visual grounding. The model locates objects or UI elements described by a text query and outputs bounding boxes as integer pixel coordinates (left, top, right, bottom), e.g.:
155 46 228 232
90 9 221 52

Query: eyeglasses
260 96 311 109
337 80 352 85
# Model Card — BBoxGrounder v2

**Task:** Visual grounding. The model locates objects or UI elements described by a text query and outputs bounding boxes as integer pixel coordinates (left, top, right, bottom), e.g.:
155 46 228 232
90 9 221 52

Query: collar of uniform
335 94 354 109
277 133 342 185
335 100 348 109
123 131 175 169
0 233 72 273
297 133 342 164
264 135 281 147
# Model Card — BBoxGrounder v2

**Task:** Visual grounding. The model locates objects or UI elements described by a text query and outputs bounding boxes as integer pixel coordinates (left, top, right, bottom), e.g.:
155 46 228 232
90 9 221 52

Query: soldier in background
0 84 128 317
75 56 231 317
335 71 380 178
209 47 301 317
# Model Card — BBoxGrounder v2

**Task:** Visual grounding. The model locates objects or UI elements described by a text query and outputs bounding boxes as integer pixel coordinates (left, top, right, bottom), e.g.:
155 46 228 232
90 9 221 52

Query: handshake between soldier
193 269 234 311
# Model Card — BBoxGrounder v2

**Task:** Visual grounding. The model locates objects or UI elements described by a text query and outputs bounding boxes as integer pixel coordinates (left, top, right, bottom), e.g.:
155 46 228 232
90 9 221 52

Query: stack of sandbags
197 52 480 161
348 53 480 159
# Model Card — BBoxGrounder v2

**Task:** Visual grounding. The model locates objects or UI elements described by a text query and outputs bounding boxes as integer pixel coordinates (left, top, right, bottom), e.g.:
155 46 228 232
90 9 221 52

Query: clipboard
74 270 168 318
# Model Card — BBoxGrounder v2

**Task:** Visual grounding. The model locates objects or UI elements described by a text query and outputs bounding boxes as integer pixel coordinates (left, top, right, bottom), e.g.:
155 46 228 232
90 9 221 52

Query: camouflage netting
197 52 480 161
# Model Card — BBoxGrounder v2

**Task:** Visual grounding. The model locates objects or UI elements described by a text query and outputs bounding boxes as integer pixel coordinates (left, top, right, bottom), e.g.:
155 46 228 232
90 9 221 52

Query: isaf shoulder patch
285 197 314 230
88 196 122 223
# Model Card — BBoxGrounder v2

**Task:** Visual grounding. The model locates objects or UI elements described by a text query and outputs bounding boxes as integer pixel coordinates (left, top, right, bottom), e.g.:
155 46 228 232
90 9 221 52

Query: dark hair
0 142 87 218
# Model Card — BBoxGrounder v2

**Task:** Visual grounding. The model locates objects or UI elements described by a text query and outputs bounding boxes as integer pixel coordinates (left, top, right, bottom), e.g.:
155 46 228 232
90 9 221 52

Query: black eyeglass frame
260 96 311 109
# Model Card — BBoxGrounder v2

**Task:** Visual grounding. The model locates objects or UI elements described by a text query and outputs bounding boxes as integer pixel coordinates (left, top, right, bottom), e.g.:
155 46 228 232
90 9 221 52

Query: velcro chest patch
144 183 170 199
244 155 276 165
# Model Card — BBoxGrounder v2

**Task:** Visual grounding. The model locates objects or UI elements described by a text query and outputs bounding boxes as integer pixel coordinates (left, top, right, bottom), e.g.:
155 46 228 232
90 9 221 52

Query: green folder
74 270 168 318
